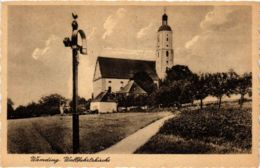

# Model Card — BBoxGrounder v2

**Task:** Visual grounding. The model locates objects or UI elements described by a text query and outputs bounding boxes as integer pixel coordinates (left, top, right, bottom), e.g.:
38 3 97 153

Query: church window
121 81 124 84
158 52 159 57
166 51 169 57
166 61 168 64
166 38 168 41
108 81 111 83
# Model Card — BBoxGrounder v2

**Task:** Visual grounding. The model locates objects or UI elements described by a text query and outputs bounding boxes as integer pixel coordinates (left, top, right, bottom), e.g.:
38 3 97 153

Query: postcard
1 1 259 167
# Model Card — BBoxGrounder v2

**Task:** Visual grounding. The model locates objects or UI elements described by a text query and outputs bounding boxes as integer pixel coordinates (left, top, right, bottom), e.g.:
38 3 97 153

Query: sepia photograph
1 2 259 167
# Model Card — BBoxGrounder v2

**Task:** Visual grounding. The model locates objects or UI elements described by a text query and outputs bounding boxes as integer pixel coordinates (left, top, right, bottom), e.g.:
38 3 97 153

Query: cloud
185 6 250 51
32 35 58 60
136 23 153 39
200 6 242 31
185 35 200 49
102 8 126 39
180 6 251 74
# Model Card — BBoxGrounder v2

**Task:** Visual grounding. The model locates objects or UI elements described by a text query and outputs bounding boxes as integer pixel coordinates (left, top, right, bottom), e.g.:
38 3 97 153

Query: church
90 11 174 113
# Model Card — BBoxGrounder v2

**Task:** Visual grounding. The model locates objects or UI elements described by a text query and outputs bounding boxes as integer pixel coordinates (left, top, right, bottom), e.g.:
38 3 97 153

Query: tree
25 102 42 117
116 93 128 108
209 72 234 110
14 105 27 118
164 65 194 84
151 85 172 107
177 80 194 105
234 72 252 108
7 98 14 119
158 65 196 107
69 96 91 113
152 81 184 107
194 73 211 109
12 102 40 119
39 93 67 115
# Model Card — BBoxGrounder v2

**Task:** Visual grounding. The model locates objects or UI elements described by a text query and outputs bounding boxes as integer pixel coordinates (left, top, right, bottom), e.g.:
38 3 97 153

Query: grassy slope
8 112 170 154
136 101 252 154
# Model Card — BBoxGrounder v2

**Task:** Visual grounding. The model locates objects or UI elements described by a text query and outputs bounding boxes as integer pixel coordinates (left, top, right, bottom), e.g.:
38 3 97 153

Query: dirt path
98 112 177 154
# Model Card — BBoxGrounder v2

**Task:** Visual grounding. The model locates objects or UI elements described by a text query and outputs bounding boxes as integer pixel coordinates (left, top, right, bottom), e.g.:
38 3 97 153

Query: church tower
156 9 174 79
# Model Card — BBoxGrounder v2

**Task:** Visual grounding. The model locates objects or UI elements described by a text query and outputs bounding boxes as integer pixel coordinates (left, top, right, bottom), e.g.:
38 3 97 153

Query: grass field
136 101 252 154
8 112 171 153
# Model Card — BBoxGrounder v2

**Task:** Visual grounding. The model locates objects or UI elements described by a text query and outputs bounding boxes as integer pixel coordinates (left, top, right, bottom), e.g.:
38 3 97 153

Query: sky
7 5 252 107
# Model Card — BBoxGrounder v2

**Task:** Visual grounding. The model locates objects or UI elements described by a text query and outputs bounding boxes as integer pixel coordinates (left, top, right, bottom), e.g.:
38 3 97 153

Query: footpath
98 113 177 154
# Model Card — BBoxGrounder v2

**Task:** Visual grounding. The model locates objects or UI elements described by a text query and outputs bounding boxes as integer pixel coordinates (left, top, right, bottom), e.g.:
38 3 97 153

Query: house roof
92 91 116 102
117 80 147 94
97 56 159 81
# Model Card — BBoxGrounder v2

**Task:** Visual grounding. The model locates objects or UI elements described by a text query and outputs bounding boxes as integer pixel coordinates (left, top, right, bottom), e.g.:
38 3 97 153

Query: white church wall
93 78 130 98
93 78 159 98
90 102 117 113
104 78 129 93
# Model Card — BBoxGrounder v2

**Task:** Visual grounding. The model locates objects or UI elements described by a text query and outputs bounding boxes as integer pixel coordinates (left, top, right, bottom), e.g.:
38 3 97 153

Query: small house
90 90 117 113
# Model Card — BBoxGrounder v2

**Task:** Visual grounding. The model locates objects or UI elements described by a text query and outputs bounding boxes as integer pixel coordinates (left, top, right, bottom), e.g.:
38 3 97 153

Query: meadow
8 112 170 153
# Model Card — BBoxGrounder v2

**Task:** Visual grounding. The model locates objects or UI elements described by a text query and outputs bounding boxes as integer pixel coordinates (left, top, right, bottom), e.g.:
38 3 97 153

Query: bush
159 102 252 150
8 94 69 119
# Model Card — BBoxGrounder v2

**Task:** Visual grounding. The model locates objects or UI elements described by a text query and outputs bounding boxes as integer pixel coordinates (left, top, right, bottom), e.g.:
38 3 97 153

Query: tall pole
63 13 87 154
72 48 79 153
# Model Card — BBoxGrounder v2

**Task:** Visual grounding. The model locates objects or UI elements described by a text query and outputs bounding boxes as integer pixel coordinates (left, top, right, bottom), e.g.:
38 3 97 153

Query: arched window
158 52 159 57
166 38 168 41
166 51 169 57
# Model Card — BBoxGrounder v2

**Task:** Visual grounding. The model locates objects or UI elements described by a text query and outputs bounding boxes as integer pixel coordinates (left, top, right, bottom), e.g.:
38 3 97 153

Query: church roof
96 56 159 81
117 80 147 94
158 25 172 32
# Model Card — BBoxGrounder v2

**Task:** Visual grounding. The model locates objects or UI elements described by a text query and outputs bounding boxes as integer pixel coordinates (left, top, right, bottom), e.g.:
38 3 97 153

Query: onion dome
158 13 172 32
162 13 168 21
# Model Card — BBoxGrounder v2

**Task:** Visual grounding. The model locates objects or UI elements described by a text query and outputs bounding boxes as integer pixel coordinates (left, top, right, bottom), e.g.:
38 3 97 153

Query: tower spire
162 7 168 25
